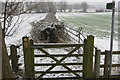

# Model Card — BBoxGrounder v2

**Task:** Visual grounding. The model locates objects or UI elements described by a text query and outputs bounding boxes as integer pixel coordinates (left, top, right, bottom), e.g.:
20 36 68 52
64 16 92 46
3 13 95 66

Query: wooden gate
22 35 94 79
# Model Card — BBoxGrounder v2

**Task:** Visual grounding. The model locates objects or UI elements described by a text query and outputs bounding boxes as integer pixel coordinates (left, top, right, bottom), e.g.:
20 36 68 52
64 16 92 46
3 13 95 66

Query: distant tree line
0 1 90 13
25 1 89 13
1 1 117 14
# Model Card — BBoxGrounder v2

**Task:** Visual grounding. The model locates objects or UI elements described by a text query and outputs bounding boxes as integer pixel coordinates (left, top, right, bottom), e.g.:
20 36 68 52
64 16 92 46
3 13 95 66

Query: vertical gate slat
104 50 110 78
94 48 101 78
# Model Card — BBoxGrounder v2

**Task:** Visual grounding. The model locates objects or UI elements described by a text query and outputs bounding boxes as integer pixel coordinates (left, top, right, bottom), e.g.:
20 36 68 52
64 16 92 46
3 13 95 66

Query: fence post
10 45 18 73
83 39 87 79
78 27 82 44
86 35 94 78
22 37 31 78
104 50 110 78
94 48 101 78
77 27 82 53
30 39 34 78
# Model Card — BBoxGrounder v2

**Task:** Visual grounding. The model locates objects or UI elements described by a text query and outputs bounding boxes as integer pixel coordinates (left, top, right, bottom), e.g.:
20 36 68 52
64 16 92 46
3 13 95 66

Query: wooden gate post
85 35 94 78
77 27 82 53
22 37 32 78
83 39 87 78
104 50 110 78
94 48 101 78
10 45 18 73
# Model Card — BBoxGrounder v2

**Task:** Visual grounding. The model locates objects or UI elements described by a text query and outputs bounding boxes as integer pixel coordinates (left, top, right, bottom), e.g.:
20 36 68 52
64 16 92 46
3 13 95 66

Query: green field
57 12 118 39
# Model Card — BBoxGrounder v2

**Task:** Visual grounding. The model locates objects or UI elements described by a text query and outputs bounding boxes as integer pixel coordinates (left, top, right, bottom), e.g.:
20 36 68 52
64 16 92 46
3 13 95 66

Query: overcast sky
53 0 120 2
0 0 120 2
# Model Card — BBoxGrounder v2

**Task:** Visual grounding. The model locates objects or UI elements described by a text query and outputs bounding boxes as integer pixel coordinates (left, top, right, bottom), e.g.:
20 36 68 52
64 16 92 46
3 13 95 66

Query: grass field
5 12 118 51
57 12 118 39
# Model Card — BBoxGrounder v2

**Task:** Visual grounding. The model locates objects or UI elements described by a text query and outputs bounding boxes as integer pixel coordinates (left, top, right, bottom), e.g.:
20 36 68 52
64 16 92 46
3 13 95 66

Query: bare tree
2 2 25 36
1 1 43 79
67 4 73 12
47 2 56 13
59 0 68 12
2 2 42 36
26 2 45 13
81 2 88 13
0 22 2 80
1 2 24 79
26 2 56 13
0 20 14 79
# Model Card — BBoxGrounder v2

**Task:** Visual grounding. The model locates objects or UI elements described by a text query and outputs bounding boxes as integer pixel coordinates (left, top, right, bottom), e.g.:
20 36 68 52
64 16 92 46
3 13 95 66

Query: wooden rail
100 64 120 68
34 54 83 57
35 70 83 74
39 77 82 79
101 51 120 55
34 63 83 66
31 43 84 48
64 25 86 43
65 25 86 39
